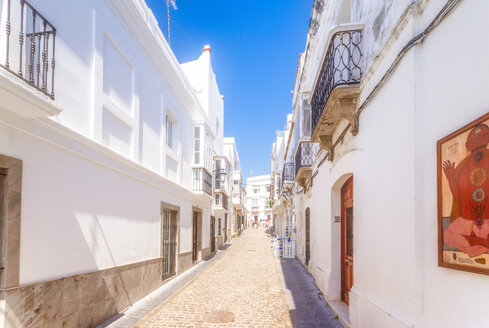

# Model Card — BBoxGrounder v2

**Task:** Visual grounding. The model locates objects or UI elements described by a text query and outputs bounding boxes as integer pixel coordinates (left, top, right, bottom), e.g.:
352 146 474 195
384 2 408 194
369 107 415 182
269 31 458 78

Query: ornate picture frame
438 112 489 275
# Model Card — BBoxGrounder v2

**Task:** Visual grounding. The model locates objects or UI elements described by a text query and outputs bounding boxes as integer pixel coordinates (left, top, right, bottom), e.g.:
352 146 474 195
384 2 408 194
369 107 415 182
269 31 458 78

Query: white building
272 0 489 327
246 174 272 228
0 0 238 326
224 137 247 237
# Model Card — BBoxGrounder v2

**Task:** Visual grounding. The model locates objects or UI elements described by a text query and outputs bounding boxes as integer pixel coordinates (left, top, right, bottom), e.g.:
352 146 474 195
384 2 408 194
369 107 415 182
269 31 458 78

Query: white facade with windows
223 137 247 237
271 0 489 327
246 174 272 227
0 0 238 326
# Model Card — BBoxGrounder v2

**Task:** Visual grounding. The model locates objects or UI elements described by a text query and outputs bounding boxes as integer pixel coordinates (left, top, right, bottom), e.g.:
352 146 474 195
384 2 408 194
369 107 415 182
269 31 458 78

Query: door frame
0 156 22 289
341 176 353 305
161 202 180 279
305 207 310 266
192 207 202 263
210 215 216 253
224 213 228 242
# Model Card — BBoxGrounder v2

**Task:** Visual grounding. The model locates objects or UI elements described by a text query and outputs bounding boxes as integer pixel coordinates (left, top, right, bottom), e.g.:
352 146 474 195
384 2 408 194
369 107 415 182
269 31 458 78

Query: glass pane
166 117 173 149
304 110 311 137
346 207 353 257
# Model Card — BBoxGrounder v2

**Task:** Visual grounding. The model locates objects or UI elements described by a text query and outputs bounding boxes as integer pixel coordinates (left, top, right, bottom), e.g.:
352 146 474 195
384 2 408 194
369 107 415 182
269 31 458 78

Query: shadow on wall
279 259 342 328
3 209 162 328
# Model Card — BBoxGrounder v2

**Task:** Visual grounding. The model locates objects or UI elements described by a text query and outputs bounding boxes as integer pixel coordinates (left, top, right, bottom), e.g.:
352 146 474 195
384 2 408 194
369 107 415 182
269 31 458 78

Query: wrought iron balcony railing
311 29 362 135
295 141 314 178
2 0 56 98
281 162 295 189
192 168 212 196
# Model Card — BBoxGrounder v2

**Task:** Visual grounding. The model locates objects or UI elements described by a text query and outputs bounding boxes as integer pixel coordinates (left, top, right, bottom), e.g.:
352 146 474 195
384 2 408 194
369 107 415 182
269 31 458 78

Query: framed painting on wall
438 112 489 275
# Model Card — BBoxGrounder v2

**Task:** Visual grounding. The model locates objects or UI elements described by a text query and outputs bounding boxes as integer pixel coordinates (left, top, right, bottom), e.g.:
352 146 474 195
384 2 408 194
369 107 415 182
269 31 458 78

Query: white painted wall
414 1 489 327
246 175 271 224
0 113 198 284
181 46 224 156
0 0 229 285
274 0 489 327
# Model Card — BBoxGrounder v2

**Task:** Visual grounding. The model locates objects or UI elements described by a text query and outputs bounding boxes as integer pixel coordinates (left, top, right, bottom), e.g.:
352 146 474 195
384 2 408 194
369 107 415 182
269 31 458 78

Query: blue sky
146 0 313 182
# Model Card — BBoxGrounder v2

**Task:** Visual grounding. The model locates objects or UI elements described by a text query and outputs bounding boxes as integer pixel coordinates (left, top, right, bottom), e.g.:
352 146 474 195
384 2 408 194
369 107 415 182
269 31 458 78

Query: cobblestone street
130 229 340 328
134 229 291 327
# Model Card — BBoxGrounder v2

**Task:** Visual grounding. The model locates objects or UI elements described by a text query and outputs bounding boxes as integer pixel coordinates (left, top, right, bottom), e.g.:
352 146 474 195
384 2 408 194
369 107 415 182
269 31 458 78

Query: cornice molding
104 0 209 123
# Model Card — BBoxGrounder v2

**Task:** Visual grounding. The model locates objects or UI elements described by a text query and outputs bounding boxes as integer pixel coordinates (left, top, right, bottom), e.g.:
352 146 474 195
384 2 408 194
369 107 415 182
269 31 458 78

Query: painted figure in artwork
444 124 489 257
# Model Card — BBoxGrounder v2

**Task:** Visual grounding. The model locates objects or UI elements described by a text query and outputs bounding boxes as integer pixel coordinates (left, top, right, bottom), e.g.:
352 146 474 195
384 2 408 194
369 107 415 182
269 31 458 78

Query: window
266 185 271 193
215 160 222 190
218 218 222 236
252 199 257 207
303 100 312 137
253 185 259 194
205 129 213 171
194 126 201 164
166 115 173 149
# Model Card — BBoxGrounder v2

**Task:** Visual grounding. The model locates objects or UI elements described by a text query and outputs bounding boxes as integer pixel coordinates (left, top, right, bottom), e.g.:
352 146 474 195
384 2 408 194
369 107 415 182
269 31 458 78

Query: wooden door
210 216 216 252
192 211 198 262
305 208 310 266
341 177 353 305
162 209 177 280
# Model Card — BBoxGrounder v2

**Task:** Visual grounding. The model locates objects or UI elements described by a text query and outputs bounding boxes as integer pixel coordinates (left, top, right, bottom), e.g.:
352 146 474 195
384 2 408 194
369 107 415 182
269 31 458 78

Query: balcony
310 25 363 161
192 167 212 197
295 141 315 187
0 0 61 117
214 192 228 211
214 157 231 195
232 191 243 210
281 162 295 190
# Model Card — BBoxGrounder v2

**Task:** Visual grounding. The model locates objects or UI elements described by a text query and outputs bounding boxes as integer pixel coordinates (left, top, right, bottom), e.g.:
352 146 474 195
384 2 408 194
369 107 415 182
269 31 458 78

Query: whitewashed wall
246 175 271 223
414 1 489 327
292 0 489 327
0 0 222 285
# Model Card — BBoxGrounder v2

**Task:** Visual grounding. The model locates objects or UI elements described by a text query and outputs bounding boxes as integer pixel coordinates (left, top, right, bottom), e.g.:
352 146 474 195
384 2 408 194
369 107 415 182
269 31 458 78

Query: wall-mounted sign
438 112 489 275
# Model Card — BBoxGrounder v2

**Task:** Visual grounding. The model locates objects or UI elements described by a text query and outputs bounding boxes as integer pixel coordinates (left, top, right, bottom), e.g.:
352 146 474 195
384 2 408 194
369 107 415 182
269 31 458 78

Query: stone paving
280 259 343 328
132 228 342 328
98 248 227 328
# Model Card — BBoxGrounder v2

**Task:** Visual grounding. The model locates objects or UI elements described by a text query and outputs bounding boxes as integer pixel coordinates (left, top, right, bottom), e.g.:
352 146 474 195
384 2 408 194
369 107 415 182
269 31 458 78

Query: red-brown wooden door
341 177 353 304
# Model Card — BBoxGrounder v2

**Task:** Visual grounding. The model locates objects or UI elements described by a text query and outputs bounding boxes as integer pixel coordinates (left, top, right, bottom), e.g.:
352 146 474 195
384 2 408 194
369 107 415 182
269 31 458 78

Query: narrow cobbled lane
134 229 341 328
134 229 292 327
